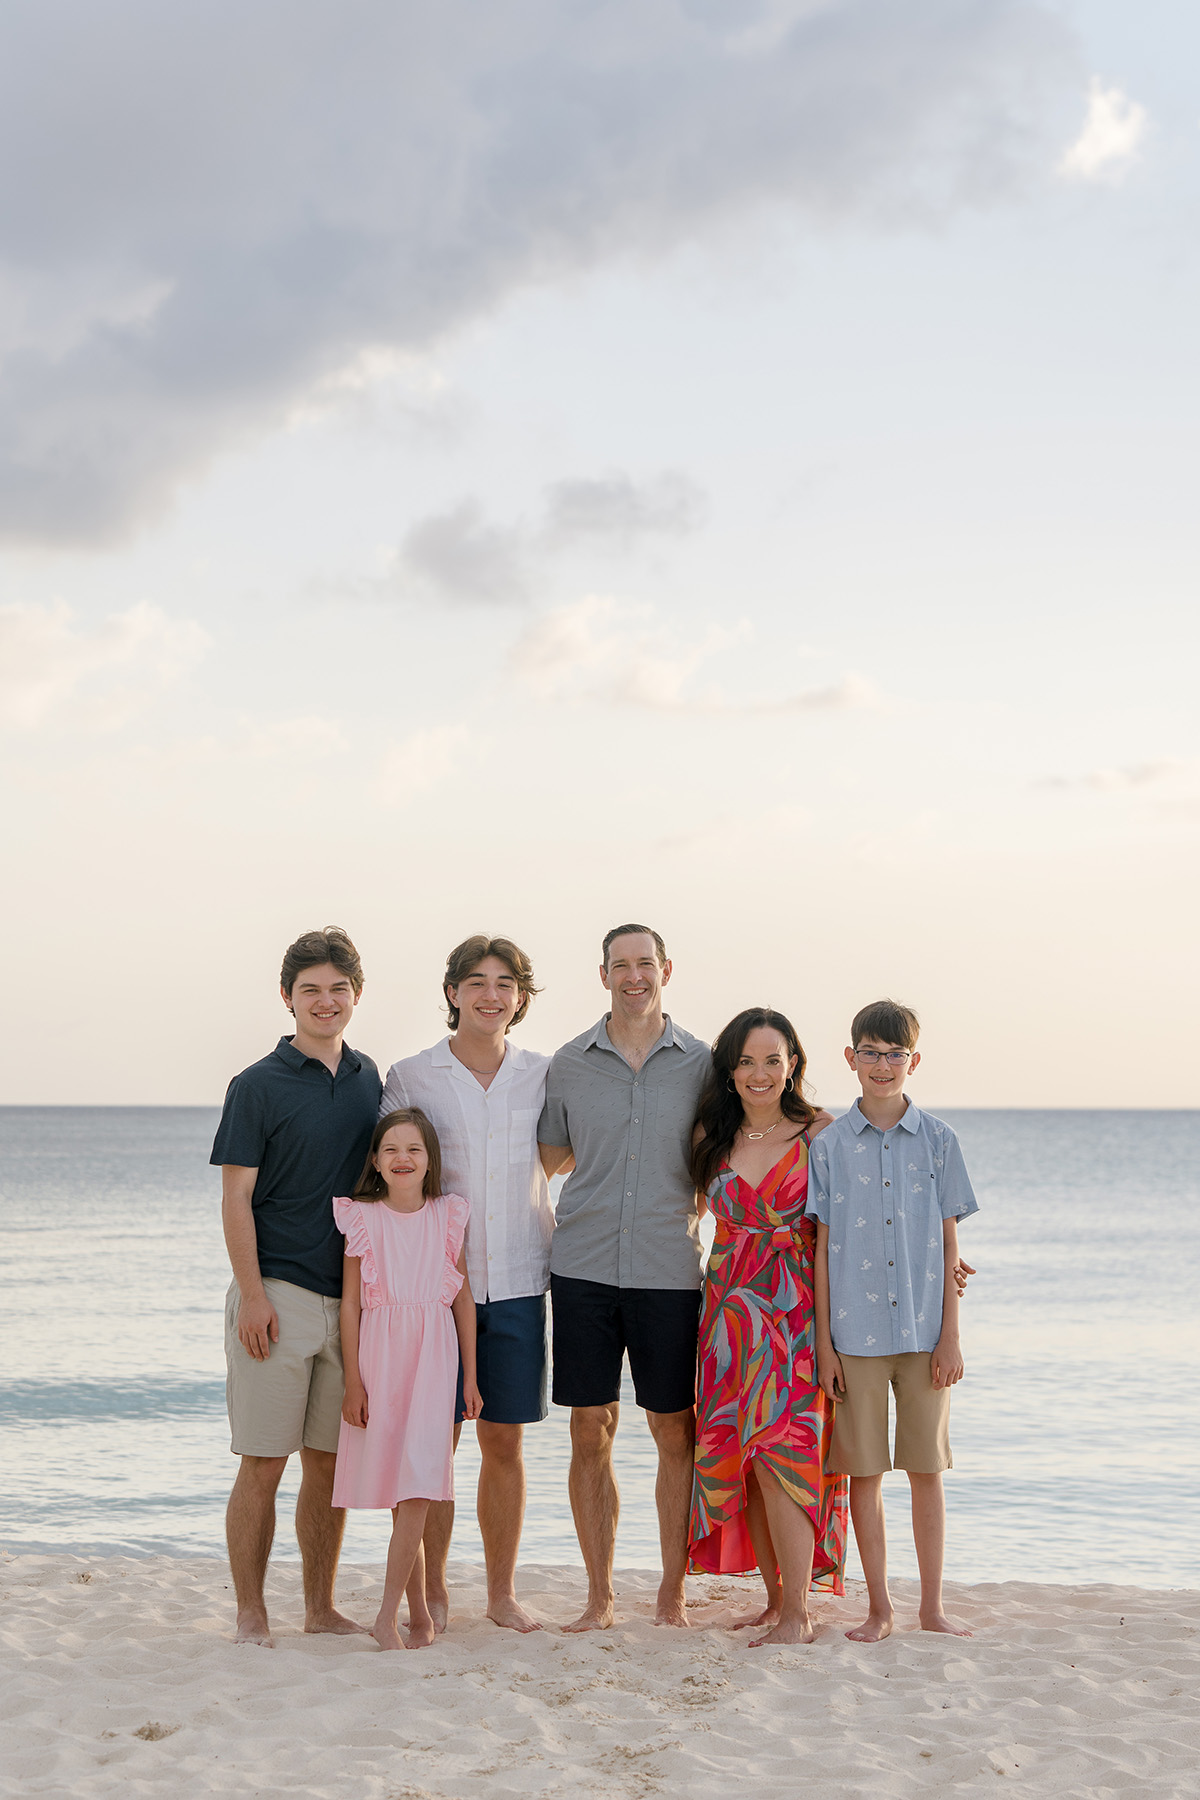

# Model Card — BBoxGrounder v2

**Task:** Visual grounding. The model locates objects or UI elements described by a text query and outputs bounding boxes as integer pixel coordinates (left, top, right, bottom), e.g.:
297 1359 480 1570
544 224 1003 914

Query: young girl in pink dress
332 1107 482 1650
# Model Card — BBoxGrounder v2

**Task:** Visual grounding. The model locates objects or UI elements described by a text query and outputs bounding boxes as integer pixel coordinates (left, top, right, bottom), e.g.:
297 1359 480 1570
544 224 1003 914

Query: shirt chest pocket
906 1170 939 1219
509 1108 539 1165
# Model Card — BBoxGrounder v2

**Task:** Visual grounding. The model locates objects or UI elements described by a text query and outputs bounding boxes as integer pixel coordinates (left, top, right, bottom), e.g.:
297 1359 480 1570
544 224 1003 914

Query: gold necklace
743 1117 784 1141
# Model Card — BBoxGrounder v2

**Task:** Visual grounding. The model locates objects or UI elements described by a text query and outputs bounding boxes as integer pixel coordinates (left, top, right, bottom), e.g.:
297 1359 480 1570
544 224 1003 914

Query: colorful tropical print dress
689 1133 847 1590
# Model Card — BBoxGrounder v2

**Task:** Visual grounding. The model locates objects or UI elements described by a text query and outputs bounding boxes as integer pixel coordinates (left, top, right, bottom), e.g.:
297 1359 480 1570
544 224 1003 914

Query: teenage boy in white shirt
380 935 553 1634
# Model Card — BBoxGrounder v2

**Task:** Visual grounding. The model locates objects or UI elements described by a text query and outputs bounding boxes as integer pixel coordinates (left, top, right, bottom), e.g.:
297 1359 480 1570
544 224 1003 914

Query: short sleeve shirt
379 1037 554 1305
807 1100 978 1356
538 1016 711 1291
211 1037 382 1297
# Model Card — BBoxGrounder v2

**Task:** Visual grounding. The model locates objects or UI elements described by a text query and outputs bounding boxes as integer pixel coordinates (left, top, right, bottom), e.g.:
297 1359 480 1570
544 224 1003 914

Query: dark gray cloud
0 0 1075 543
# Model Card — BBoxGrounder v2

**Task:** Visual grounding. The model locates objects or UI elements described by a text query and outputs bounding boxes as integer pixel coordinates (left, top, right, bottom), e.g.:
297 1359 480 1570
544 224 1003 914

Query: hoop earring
726 1078 737 1093
785 1076 795 1092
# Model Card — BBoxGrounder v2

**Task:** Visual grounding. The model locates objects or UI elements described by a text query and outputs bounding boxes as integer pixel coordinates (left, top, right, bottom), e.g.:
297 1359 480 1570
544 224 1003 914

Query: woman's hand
342 1382 368 1428
461 1380 484 1422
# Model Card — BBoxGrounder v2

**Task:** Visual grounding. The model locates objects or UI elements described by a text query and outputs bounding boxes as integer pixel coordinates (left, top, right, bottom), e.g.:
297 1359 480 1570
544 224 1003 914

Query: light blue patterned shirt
807 1101 978 1357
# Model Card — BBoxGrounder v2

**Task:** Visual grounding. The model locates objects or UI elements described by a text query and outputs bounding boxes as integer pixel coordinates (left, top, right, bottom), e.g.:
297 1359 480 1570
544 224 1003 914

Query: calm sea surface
2 1107 1197 1588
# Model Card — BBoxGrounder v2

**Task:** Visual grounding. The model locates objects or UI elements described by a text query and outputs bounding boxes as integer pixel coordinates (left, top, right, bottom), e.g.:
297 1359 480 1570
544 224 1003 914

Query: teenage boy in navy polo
212 927 381 1645
810 1000 978 1643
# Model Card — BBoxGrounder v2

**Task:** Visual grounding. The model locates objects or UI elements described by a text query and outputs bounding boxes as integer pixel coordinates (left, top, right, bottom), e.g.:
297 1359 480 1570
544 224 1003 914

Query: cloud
0 599 207 729
377 470 706 604
375 725 473 797
396 501 530 605
0 0 1073 543
543 472 707 549
509 597 874 714
1037 759 1183 792
1059 80 1147 181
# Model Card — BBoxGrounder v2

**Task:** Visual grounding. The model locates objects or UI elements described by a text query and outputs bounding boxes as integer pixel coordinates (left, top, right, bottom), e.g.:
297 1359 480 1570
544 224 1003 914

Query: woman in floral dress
689 1008 847 1646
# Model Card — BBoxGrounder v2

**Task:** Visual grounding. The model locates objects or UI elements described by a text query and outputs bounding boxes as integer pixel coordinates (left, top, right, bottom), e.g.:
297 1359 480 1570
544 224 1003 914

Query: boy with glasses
809 999 978 1642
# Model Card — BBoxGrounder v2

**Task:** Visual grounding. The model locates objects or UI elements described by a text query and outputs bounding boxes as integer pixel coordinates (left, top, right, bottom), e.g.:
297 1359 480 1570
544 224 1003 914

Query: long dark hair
691 1008 818 1195
353 1108 443 1202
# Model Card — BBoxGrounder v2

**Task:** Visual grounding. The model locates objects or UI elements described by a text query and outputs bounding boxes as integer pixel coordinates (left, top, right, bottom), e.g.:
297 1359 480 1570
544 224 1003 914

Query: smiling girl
331 1108 482 1649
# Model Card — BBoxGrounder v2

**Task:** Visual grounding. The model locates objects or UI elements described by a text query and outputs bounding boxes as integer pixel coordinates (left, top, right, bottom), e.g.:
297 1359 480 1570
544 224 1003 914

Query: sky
1 0 1196 1109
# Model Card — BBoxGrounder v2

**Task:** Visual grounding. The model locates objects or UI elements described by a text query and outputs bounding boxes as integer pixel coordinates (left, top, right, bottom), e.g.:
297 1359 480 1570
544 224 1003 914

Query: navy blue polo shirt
211 1036 382 1297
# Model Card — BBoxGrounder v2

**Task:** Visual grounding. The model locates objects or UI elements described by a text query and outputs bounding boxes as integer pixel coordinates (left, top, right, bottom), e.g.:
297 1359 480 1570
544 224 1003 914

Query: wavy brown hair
443 935 541 1032
353 1108 443 1202
691 1008 818 1196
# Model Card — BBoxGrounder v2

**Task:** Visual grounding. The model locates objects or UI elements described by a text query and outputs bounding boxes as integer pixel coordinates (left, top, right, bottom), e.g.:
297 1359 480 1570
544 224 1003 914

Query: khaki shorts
225 1278 344 1457
829 1351 952 1476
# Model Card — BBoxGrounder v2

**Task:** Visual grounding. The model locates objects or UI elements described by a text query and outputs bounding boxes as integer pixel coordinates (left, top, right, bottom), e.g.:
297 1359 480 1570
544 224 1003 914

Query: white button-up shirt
380 1037 554 1304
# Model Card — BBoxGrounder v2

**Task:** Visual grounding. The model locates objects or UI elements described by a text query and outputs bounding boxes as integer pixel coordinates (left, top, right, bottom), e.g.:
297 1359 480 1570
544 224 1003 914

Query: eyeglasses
854 1049 912 1065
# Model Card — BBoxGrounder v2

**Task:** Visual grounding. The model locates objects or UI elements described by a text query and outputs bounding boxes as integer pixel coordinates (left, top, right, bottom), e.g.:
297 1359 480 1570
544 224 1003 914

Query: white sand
2 1555 1197 1799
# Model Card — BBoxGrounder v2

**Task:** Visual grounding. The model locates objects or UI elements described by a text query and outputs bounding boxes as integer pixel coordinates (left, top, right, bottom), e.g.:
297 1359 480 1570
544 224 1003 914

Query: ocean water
1 1106 1198 1590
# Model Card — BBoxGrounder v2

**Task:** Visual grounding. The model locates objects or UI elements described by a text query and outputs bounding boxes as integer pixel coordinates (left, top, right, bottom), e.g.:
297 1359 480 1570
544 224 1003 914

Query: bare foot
562 1598 614 1633
424 1591 449 1634
304 1607 369 1636
371 1618 405 1652
487 1595 543 1633
405 1619 437 1648
920 1611 972 1637
654 1587 690 1629
234 1608 274 1647
731 1604 781 1632
750 1613 818 1648
846 1611 894 1643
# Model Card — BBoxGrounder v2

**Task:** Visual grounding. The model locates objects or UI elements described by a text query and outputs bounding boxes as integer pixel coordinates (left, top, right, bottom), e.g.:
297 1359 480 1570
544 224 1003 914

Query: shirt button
883 1180 890 1187
888 1260 894 1267
886 1219 892 1226
622 1228 628 1234
626 1190 632 1197
891 1299 897 1306
629 1153 635 1160
634 1118 639 1124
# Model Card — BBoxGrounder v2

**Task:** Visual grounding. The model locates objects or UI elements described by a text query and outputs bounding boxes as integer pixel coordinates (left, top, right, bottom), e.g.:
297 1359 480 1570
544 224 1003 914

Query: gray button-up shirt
807 1100 978 1356
538 1015 711 1290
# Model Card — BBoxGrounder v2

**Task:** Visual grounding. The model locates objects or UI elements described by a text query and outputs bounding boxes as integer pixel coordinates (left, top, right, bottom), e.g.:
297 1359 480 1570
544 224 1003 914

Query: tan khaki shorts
829 1351 952 1476
225 1278 344 1457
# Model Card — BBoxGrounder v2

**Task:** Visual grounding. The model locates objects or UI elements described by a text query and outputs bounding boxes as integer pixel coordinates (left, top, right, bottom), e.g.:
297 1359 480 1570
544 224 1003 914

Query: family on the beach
214 925 979 1651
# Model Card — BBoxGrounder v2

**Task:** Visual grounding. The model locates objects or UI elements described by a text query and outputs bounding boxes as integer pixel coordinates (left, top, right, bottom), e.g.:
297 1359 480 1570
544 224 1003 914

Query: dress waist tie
717 1219 805 1313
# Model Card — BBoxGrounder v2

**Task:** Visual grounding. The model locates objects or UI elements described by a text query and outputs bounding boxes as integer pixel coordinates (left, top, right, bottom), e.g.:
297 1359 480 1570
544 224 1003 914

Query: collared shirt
210 1036 382 1298
379 1037 554 1305
538 1015 711 1291
807 1100 979 1356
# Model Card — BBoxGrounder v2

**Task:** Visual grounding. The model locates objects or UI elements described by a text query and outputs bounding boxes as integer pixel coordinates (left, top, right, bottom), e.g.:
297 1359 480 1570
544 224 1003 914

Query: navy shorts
550 1274 700 1415
454 1293 548 1426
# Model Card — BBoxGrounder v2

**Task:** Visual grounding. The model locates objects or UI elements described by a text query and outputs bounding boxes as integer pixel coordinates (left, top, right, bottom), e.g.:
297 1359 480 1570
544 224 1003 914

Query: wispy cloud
0 600 207 730
1059 80 1147 182
370 471 707 605
375 724 474 797
0 0 1073 542
1037 758 1183 792
509 597 875 715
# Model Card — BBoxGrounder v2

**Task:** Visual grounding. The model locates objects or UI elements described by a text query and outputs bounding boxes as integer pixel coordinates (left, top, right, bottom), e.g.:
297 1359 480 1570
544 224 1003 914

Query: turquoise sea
2 1107 1197 1588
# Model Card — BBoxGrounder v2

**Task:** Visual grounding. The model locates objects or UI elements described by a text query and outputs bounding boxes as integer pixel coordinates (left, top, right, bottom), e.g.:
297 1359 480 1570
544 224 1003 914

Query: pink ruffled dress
331 1192 469 1507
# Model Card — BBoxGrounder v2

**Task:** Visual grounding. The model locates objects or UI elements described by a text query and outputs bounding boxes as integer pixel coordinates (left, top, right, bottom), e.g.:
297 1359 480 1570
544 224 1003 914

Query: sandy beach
2 1555 1197 1799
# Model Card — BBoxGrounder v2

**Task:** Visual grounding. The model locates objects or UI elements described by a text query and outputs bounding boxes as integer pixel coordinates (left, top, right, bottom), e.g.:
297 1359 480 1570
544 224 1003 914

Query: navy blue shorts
454 1293 548 1426
549 1274 700 1415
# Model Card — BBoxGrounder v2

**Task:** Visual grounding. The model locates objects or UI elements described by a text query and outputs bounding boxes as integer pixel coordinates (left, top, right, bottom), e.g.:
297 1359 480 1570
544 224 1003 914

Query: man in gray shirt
538 924 711 1631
